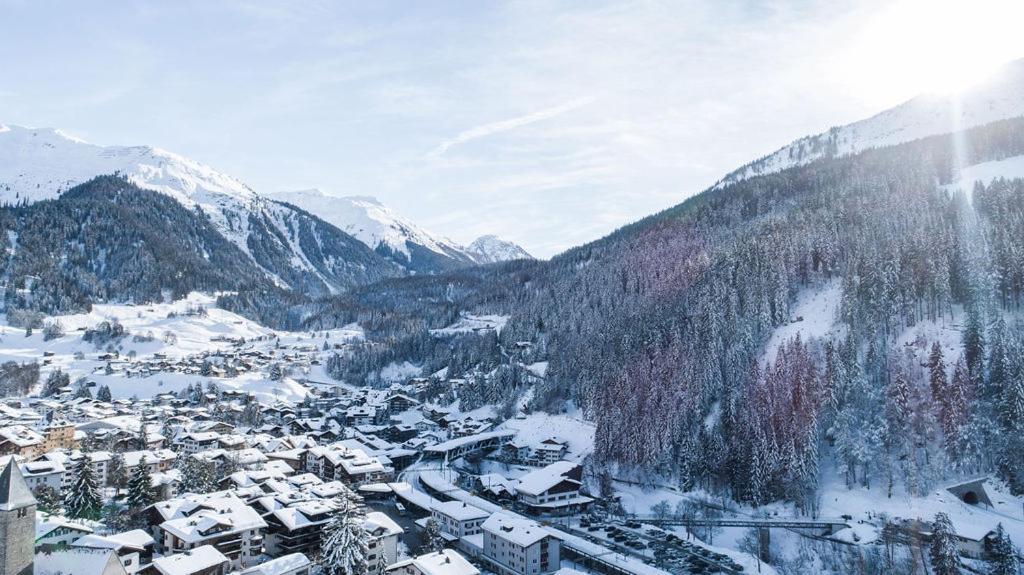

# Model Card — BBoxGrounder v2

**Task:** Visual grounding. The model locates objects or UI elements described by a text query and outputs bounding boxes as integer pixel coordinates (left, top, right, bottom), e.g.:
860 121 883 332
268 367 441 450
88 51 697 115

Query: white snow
498 412 594 462
0 292 360 403
466 235 533 263
270 189 469 261
761 278 843 365
945 155 1024 196
378 361 423 383
270 190 531 266
430 314 509 337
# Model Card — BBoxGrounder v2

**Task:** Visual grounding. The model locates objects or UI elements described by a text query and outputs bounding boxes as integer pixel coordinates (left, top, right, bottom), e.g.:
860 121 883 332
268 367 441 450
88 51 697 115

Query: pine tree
126 456 156 509
1001 376 1024 433
929 512 961 575
929 342 947 402
964 305 986 383
423 518 445 553
176 456 216 494
65 456 102 520
108 452 128 494
96 385 112 402
32 485 61 514
42 369 69 397
320 500 369 575
986 523 1019 575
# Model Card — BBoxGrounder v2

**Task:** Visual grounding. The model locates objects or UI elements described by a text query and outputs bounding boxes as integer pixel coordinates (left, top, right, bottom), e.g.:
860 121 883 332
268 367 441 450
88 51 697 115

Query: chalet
0 425 45 459
514 462 591 515
304 445 391 486
387 550 479 575
176 431 221 454
73 530 156 575
530 438 568 465
152 545 231 575
150 493 267 569
20 459 65 493
34 547 129 575
35 515 95 549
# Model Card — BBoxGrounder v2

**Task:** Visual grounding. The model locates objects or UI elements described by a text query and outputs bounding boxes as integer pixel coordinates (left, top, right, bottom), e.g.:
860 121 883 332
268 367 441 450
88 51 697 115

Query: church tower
0 459 36 575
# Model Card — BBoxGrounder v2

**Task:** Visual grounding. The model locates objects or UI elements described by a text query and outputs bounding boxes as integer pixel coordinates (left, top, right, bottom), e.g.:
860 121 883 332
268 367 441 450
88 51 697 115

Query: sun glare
844 0 1024 104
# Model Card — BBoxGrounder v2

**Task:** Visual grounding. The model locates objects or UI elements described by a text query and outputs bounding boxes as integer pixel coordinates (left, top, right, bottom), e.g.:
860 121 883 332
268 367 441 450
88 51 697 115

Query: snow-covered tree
108 452 127 494
423 518 444 554
176 455 217 494
986 523 1019 575
929 512 961 575
65 456 102 520
126 456 156 509
32 485 60 514
320 500 369 575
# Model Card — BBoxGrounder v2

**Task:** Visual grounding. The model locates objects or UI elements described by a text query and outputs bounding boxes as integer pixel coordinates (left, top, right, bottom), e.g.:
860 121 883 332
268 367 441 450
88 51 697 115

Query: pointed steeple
0 458 35 511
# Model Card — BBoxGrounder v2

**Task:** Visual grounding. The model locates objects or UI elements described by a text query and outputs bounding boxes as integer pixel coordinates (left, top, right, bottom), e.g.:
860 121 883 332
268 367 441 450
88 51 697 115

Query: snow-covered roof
156 493 267 542
0 424 43 446
391 550 480 575
239 553 312 575
481 512 552 548
34 547 125 575
73 529 154 551
515 461 580 497
153 545 230 575
425 430 516 454
432 501 489 522
0 459 36 511
365 511 404 538
36 514 94 539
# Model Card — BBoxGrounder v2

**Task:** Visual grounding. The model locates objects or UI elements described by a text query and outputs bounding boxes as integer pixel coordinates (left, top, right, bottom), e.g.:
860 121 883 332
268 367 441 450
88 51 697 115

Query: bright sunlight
843 0 1024 104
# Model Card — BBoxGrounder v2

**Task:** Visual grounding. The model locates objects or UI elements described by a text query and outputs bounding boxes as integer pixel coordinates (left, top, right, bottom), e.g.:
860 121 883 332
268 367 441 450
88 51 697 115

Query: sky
2 0 1023 257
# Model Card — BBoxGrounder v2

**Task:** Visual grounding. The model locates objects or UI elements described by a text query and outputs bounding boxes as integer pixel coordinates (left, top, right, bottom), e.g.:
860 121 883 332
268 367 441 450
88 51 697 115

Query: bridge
423 430 516 460
631 516 850 532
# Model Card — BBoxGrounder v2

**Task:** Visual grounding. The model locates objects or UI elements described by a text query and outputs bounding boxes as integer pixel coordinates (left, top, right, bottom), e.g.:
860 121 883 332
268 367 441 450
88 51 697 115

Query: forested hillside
0 176 401 316
297 115 1024 508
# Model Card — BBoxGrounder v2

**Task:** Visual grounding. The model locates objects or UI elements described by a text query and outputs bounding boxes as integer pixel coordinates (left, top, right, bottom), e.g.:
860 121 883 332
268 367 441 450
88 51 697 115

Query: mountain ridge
715 58 1024 188
270 189 532 272
0 125 402 294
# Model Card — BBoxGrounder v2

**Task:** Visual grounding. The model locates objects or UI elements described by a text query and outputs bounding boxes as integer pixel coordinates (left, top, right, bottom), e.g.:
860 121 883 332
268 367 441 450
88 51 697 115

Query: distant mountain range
270 189 531 273
0 125 529 298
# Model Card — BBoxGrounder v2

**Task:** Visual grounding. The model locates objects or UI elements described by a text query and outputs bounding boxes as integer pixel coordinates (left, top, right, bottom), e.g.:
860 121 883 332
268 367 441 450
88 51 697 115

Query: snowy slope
466 234 533 263
0 125 399 293
272 189 521 273
0 293 363 403
717 58 1024 188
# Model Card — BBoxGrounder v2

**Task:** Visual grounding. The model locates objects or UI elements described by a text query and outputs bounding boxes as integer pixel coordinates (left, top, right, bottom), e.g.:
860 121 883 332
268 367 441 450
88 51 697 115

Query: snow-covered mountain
270 189 531 272
0 124 400 294
716 58 1024 188
466 234 532 264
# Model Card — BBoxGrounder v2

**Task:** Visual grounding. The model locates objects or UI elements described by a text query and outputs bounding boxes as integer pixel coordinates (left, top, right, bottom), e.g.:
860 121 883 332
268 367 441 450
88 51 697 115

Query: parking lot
570 517 746 575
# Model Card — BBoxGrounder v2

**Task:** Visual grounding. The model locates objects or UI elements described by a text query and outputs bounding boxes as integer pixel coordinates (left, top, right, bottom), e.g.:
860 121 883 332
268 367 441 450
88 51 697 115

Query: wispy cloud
427 96 595 158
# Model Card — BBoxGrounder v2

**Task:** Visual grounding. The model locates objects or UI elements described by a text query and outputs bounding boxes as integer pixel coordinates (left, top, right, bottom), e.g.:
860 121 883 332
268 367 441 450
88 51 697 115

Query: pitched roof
0 458 36 511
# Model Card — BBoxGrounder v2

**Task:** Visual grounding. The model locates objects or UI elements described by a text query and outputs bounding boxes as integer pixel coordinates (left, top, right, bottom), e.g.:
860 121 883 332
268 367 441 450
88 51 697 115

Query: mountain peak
269 190 476 273
467 234 533 263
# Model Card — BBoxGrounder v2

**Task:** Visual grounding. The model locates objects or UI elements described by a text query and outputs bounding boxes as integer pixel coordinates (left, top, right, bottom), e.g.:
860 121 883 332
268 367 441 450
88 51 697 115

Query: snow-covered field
497 411 594 462
762 278 843 364
430 313 510 336
0 293 361 403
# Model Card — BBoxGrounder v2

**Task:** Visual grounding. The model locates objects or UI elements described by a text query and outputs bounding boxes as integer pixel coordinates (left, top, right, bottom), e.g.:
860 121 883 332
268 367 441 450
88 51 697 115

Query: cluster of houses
79 333 339 382
0 373 595 575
